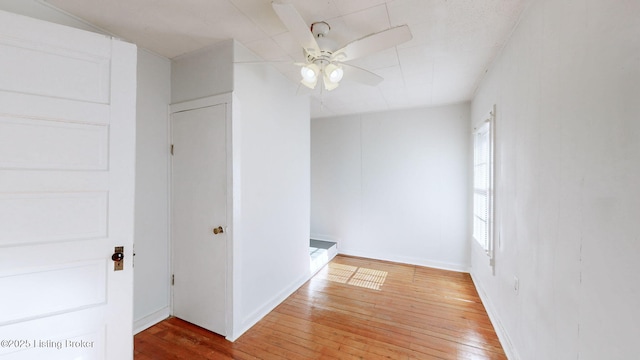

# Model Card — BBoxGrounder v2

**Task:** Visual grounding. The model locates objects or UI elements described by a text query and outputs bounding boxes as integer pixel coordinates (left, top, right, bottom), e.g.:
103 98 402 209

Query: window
473 107 494 257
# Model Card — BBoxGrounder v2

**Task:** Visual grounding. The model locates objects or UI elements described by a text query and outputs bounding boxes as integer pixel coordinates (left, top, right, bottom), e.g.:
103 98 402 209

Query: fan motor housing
306 21 337 63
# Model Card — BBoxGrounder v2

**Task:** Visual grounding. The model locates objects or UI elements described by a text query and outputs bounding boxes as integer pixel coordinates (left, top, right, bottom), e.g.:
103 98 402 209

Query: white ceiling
44 0 529 118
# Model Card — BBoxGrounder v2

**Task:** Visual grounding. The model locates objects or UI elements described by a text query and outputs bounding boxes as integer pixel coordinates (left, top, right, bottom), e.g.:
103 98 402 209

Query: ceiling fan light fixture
326 64 344 83
273 2 413 94
300 64 318 82
300 64 319 89
321 63 343 91
322 73 340 91
301 76 318 89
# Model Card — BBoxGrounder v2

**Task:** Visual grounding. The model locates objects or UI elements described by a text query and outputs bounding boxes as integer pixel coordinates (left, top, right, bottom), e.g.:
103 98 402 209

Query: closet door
171 104 227 335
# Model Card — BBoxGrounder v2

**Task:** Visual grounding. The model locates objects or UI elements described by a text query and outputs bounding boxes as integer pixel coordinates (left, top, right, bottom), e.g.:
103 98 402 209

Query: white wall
312 104 471 271
470 0 640 359
231 42 311 339
171 40 234 104
133 49 172 332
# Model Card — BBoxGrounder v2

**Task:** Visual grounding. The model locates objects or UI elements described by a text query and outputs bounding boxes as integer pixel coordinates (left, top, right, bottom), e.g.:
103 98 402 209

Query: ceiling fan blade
272 2 320 57
332 25 412 62
341 63 384 86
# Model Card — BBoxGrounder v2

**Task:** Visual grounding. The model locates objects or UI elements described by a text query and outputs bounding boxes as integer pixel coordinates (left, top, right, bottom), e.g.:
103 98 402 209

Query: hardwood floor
135 255 506 359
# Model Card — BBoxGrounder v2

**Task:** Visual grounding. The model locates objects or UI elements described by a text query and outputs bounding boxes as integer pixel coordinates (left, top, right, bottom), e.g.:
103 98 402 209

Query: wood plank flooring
135 255 505 359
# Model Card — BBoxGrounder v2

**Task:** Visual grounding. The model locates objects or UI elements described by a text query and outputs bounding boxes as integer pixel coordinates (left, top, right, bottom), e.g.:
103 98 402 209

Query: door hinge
171 274 175 285
170 144 174 155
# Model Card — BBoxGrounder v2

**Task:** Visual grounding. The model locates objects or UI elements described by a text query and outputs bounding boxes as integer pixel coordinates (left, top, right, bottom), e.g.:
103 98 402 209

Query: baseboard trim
338 249 470 273
227 272 311 342
133 307 171 335
470 273 519 360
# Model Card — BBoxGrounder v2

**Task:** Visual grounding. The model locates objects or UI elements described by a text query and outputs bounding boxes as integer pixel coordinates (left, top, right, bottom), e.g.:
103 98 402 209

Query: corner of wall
133 42 172 330
227 271 311 342
133 307 171 335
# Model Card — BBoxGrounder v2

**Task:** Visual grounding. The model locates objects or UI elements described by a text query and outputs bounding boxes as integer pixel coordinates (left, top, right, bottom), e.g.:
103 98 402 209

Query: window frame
472 106 495 263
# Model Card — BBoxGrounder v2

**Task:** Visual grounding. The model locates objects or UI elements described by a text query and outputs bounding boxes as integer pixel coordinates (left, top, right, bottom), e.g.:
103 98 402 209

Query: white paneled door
0 10 136 360
171 104 227 336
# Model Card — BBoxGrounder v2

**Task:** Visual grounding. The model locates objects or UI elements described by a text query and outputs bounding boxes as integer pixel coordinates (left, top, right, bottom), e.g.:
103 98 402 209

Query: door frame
168 93 234 338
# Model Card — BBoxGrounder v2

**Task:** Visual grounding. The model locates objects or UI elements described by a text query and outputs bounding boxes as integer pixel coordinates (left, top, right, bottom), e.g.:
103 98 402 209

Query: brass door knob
213 226 224 235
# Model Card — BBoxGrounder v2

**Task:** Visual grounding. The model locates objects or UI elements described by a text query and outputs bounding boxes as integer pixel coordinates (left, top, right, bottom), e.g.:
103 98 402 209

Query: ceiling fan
272 1 412 91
